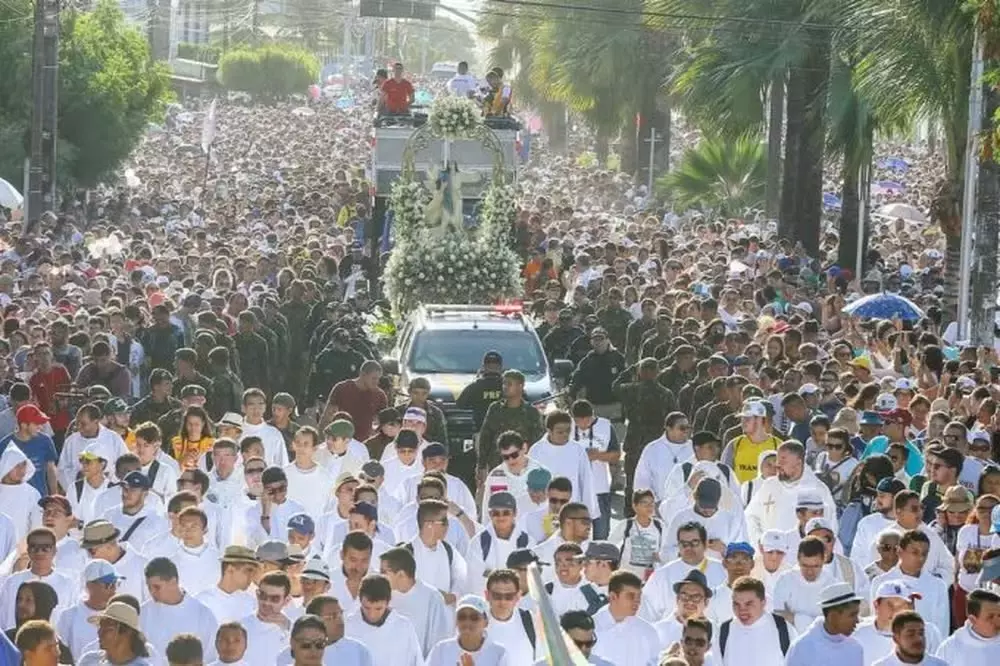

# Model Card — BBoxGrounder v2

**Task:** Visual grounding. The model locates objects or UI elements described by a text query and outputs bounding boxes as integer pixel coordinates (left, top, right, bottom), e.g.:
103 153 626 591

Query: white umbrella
876 203 927 223
0 178 23 209
291 107 316 117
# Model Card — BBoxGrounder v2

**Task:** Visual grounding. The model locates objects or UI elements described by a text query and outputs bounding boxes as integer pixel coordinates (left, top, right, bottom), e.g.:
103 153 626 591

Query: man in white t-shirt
447 61 479 98
871 611 947 666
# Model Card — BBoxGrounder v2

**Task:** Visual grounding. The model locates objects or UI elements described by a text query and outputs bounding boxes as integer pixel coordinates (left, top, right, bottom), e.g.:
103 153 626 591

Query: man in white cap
426 594 508 666
870 529 950 639
751 529 790 598
935 588 1000 665
745 440 837 545
56 560 122 660
784 582 863 666
380 407 431 461
853 579 942 666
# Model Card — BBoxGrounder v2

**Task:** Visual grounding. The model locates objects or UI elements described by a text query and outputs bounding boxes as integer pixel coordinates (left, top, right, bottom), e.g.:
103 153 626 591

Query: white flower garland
427 95 481 139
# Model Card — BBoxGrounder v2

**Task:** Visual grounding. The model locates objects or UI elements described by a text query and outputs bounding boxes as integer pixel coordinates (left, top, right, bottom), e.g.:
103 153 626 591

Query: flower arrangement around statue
385 97 521 316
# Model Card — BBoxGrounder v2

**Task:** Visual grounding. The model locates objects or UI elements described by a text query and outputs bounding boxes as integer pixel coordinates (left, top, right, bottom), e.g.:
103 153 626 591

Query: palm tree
657 134 767 215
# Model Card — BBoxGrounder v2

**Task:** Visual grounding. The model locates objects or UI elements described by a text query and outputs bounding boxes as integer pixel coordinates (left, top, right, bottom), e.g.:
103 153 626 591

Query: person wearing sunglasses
480 431 550 520
0 526 76 630
531 610 613 666
426 594 508 666
286 614 328 666
246 466 306 548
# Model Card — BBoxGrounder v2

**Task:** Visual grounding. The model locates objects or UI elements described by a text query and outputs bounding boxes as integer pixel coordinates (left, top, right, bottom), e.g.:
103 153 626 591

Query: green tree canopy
0 0 173 190
657 135 767 216
218 44 320 101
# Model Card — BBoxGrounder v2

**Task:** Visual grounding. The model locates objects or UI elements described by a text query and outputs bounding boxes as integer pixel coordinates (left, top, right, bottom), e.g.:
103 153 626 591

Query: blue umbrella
876 156 909 172
823 192 842 210
843 292 925 321
874 180 905 193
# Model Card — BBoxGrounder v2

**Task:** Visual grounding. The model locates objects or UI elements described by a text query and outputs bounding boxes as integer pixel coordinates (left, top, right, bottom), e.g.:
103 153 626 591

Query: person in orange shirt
171 405 215 470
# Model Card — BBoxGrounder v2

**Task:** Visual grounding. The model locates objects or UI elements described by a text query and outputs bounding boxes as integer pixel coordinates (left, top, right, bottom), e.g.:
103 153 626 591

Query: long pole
958 31 984 340
646 127 656 194
27 0 59 232
855 164 866 280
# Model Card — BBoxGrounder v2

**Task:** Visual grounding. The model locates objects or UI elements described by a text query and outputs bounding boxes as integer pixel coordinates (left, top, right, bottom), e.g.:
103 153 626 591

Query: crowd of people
0 64 997 666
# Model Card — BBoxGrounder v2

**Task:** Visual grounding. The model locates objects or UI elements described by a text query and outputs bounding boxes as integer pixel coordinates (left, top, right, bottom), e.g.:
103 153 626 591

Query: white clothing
486 610 539 665
850 512 893 566
140 455 179 501
592 608 661 666
390 579 453 657
140 594 219 663
872 653 948 666
854 619 942 666
58 426 129 491
528 437 599 517
868 523 955 582
638 557 727 622
86 546 149 602
207 467 244 510
609 516 666 577
274 636 374 665
572 417 616 495
935 622 1000 666
955 525 995 592
0 567 78 629
545 578 593 617
196 585 256 624
93 487 165 521
480 458 548 520
653 613 685 651
77 651 153 665
398 471 477 520
663 507 748 559
427 637 508 666
283 462 334 519
825 553 871 607
239 421 289 467
328 568 364 617
632 436 694 501
532 534 589 583
771 567 837 633
243 497 307 548
712 612 798 666
345 610 424 666
447 73 480 97
744 472 838 545
0 480 41 542
381 456 423 497
784 617 864 666
101 504 170 554
392 502 472 555
662 460 743 507
162 541 221 595
409 537 468 596
466 525 535 589
870 566 951 639
54 536 87 580
56 601 101 663
238 612 290 666
68 476 112 524
750 557 790 600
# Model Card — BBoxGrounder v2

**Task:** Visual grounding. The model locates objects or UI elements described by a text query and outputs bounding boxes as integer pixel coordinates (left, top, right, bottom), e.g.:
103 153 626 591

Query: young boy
609 488 663 580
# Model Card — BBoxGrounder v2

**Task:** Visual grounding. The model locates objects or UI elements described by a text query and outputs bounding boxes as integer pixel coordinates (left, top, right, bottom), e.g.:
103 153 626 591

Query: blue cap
725 542 755 558
422 442 448 458
121 471 151 490
287 513 315 535
859 410 884 426
350 501 378 521
526 468 552 492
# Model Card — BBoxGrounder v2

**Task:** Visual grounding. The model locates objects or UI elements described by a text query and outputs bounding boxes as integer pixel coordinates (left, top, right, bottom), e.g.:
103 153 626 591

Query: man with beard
872 611 947 666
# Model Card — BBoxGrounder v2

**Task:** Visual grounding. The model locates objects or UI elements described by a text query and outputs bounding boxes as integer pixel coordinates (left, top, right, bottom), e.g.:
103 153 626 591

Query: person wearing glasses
467 492 534 583
633 412 695 505
480 431 549 519
237 571 292 665
426 594 508 666
0 527 77 630
532 502 591 584
245 466 306 548
483 568 538 664
640 522 726 623
814 427 859 506
865 490 954 582
850 478 907 567
532 610 613 666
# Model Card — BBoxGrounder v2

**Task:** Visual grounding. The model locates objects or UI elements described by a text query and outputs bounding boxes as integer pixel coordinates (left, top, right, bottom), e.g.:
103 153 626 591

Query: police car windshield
409 330 546 376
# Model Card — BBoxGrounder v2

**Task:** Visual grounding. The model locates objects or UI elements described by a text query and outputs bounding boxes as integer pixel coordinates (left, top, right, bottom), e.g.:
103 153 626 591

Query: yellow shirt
171 435 215 470
731 434 782 483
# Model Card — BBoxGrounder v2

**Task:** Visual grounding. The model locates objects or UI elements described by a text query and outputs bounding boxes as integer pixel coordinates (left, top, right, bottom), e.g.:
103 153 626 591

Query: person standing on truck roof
477 370 545 480
456 351 504 430
447 61 479 99
381 62 414 115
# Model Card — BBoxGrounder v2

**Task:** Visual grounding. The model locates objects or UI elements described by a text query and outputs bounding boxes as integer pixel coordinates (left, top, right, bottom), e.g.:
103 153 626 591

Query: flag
527 564 590 665
201 98 217 154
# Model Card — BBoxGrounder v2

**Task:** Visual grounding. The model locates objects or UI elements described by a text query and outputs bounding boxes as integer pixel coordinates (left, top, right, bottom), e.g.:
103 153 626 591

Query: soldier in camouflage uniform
612 357 677 515
477 370 545 479
206 346 245 422
595 287 632 352
308 328 366 408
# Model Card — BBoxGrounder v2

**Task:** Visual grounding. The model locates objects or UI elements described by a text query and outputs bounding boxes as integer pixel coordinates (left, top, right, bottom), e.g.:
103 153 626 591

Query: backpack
479 530 529 560
402 540 454 588
544 582 607 615
837 498 870 557
518 608 536 650
681 461 731 483
719 614 790 657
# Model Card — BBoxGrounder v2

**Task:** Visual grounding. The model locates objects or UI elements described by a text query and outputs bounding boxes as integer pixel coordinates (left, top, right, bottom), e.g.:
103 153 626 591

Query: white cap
894 377 916 392
456 594 488 616
740 400 767 418
969 429 991 444
805 517 836 535
219 412 244 428
875 393 899 412
403 407 427 424
760 529 787 553
796 489 825 509
793 302 814 315
84 560 123 584
798 383 820 396
819 582 863 609
874 579 923 601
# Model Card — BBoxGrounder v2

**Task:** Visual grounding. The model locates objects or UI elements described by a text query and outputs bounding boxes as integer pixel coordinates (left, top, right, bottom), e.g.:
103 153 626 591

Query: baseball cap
256 540 291 563
350 501 378 521
526 468 552 492
179 385 206 399
694 477 722 508
334 471 358 493
360 461 385 479
16 404 50 425
102 397 129 416
894 377 916 393
582 541 619 561
38 495 71 515
488 492 517 511
849 356 873 372
805 517 836 535
483 350 503 365
506 549 543 568
422 442 448 458
287 513 315 536
956 376 977 393
85 560 124 585
796 489 825 510
793 302 813 315
376 408 401 426
300 560 331 583
403 407 427 424
875 393 899 412
271 392 296 409
876 478 906 496
760 530 787 553
121 471 152 490
859 411 884 426
798 383 820 396
874 579 923 602
325 419 355 439
456 594 489 616
740 400 767 418
725 542 755 558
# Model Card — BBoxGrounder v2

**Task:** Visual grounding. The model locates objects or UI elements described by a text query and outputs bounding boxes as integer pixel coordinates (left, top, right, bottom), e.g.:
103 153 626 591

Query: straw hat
88 601 143 637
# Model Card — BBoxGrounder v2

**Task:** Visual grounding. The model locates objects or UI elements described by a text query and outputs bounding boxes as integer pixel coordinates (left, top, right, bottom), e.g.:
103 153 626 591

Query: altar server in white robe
591 570 661 666
633 412 695 503
712 576 798 666
783 582 865 666
427 594 509 666
344 573 424 666
935 588 1000 666
139 556 219 663
529 411 599 518
853 579 942 666
771 535 837 633
745 440 837 545
869 529 951 641
866 490 956 582
379 545 452 658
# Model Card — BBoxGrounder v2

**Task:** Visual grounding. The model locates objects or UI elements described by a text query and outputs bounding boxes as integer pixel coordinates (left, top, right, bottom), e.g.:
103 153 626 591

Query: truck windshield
409 330 546 376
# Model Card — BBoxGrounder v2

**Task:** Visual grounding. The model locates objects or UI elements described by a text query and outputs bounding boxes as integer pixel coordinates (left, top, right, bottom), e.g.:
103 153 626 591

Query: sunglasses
489 591 517 601
500 450 521 461
27 543 54 553
826 444 844 451
573 638 597 649
295 639 326 650
456 612 482 622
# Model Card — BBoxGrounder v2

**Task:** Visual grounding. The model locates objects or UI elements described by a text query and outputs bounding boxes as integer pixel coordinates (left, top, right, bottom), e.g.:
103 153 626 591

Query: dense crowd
0 64 997 666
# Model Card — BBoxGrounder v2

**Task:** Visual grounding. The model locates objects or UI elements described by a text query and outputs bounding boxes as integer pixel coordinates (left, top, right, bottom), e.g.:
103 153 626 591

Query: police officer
612 357 677 514
477 370 545 480
542 308 585 362
308 328 366 408
158 384 211 444
457 350 504 429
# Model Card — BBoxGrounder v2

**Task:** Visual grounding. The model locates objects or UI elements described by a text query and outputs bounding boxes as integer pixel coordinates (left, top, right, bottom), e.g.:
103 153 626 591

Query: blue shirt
861 435 924 477
0 433 58 495
0 628 19 663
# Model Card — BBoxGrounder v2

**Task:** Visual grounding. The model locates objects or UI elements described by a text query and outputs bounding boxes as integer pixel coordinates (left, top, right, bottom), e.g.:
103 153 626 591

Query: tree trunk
932 178 963 319
766 72 785 219
595 133 610 167
927 119 938 156
621 113 638 175
794 35 832 257
780 65 806 240
541 102 567 155
839 164 859 270
970 81 1000 345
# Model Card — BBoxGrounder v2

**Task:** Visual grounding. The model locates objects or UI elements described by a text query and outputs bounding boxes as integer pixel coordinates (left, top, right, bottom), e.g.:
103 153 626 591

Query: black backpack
543 582 608 615
719 614 790 657
402 540 454 589
681 461 731 483
518 608 536 650
479 530 530 559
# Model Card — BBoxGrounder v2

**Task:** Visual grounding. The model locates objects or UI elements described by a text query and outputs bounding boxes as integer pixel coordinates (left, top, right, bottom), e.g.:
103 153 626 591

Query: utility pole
958 32 984 340
27 0 60 230
970 23 1000 347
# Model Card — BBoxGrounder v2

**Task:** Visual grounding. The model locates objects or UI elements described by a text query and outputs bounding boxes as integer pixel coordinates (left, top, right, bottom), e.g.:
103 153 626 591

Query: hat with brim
80 519 121 548
672 570 713 598
939 486 973 513
88 601 144 637
221 545 258 565
818 582 863 609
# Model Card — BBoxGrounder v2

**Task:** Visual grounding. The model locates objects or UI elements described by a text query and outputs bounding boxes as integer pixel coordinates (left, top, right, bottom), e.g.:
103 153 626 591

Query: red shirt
381 78 414 114
330 380 387 441
29 365 72 431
